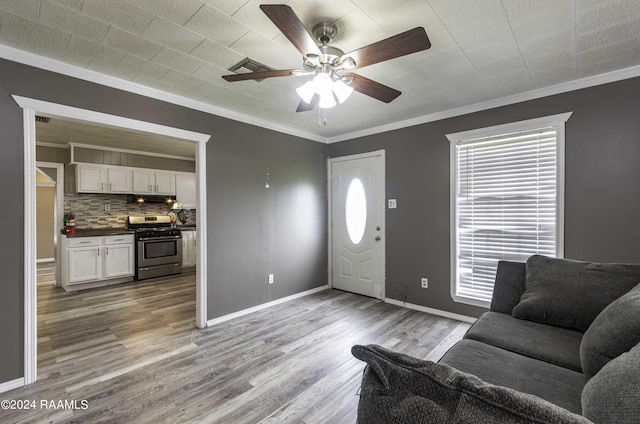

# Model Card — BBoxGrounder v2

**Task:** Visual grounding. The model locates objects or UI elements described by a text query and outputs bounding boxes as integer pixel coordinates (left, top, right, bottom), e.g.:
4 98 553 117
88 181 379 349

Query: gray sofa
352 255 640 423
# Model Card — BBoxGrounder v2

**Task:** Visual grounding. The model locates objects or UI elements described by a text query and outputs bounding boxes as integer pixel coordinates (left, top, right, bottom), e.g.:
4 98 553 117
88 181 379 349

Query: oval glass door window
345 178 367 244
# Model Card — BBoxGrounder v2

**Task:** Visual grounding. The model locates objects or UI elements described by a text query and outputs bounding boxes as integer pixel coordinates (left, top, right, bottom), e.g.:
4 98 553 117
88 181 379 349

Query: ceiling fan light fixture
313 73 332 92
318 91 336 109
312 73 336 109
296 81 316 104
332 79 354 103
340 56 356 69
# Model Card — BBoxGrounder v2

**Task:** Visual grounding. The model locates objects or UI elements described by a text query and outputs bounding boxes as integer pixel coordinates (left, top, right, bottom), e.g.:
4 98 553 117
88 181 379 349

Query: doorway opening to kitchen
35 162 64 289
16 96 210 386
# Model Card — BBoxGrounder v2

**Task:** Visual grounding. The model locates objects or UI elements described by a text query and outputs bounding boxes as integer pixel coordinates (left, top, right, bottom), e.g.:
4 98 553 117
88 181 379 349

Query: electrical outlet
104 204 111 211
268 274 274 285
388 199 397 209
70 202 80 211
421 278 428 288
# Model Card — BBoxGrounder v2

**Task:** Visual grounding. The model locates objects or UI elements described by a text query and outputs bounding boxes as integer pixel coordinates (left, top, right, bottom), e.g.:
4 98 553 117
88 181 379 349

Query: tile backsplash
64 193 195 229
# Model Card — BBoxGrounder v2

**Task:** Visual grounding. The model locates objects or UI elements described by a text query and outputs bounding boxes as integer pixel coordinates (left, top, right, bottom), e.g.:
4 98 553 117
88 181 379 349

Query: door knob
375 236 381 241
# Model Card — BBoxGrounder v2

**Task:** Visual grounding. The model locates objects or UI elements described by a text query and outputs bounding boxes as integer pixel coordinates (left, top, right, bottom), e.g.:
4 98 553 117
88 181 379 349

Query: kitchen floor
36 262 56 286
36 272 196 369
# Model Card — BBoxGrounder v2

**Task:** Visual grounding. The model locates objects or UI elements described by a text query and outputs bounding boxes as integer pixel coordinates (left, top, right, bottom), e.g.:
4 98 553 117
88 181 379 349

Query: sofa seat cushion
580 282 640 377
465 312 583 372
512 255 640 331
439 339 586 414
351 344 590 424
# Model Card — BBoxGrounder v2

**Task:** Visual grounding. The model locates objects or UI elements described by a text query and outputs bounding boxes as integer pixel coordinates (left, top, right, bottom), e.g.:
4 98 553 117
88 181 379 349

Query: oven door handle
138 235 182 241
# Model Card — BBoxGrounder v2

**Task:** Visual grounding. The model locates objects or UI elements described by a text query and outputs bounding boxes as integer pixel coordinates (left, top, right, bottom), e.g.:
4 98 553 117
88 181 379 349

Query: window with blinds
447 113 571 307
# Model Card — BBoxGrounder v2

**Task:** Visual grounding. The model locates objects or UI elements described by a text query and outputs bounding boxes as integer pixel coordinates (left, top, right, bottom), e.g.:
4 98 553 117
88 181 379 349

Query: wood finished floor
2 274 470 424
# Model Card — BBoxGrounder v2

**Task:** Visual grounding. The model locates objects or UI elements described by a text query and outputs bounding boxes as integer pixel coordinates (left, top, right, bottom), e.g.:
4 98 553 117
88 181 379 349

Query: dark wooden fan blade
222 69 296 82
260 5 324 61
346 73 401 103
344 27 431 70
296 94 318 112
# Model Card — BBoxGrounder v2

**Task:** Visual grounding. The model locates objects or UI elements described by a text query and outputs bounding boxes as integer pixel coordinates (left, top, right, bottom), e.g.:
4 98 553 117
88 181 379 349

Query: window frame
447 112 572 308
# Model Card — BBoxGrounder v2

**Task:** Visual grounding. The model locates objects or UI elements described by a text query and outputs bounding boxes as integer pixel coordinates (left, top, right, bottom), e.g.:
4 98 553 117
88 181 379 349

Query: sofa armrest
490 260 526 314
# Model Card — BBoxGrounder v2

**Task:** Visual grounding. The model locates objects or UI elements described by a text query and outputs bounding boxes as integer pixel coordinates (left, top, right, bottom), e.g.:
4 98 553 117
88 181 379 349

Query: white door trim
328 149 386 298
13 95 210 386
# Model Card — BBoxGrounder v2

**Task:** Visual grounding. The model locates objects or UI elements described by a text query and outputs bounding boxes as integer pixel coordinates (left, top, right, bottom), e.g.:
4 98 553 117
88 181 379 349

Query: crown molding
0 44 327 144
2 43 640 145
327 64 640 143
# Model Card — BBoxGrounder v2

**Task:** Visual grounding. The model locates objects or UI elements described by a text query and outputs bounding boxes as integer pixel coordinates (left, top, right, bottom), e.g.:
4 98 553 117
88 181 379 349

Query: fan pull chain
318 108 327 127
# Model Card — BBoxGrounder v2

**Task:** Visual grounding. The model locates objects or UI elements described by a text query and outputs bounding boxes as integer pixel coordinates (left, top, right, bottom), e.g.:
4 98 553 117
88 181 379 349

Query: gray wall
208 126 327 316
0 58 327 384
329 77 640 319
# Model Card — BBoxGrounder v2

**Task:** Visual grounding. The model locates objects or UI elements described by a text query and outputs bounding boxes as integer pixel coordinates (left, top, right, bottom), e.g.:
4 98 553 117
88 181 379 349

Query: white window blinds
448 113 570 307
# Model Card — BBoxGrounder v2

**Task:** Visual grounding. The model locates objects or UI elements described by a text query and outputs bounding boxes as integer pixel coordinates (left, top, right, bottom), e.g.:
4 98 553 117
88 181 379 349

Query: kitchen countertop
64 228 135 238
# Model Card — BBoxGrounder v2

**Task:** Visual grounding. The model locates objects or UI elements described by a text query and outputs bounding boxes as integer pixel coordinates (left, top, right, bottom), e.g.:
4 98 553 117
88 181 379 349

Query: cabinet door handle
148 184 152 191
105 247 109 255
80 241 92 244
155 185 159 192
96 248 100 256
109 183 112 190
101 182 104 190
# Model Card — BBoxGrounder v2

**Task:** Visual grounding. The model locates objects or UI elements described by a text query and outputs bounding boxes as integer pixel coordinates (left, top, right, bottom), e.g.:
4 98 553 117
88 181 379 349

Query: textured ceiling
35 114 197 158
2 0 640 144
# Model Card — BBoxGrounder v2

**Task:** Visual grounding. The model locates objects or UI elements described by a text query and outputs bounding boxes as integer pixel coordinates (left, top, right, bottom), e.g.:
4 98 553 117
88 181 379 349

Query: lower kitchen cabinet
182 230 197 270
61 234 134 291
104 235 135 278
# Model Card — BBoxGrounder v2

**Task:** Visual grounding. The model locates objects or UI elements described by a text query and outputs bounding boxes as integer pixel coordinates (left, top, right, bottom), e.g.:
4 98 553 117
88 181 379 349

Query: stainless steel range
126 215 182 280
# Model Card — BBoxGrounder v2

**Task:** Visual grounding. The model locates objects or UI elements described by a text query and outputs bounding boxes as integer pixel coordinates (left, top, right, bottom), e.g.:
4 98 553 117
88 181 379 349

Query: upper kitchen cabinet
132 169 175 195
175 172 196 208
76 164 132 193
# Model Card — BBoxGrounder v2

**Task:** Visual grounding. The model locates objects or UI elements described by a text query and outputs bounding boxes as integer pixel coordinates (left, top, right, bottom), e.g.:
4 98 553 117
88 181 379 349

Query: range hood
127 194 176 204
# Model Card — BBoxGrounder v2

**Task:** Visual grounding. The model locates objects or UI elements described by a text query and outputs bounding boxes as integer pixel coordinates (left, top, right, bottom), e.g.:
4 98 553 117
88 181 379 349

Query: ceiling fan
222 4 431 114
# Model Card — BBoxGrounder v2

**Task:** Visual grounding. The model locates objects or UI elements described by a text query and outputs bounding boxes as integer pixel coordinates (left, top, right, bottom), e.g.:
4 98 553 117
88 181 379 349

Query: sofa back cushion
511 255 640 331
580 282 640 377
582 342 640 424
351 344 591 424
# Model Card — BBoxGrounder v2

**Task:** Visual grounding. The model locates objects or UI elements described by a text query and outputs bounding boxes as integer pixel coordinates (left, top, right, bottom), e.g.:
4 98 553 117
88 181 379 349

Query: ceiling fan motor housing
303 22 350 76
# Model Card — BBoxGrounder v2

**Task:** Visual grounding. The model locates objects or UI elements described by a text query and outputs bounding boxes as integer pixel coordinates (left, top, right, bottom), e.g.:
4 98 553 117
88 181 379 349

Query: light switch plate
388 199 397 209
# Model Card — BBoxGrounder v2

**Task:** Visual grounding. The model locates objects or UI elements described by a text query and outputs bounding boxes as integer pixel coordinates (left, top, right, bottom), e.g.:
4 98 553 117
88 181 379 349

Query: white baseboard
207 285 329 327
0 377 25 394
384 298 477 324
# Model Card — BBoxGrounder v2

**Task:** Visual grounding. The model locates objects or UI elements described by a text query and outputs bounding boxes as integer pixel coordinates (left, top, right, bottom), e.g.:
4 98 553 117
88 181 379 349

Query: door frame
35 161 64 285
327 149 386 299
14 95 210 386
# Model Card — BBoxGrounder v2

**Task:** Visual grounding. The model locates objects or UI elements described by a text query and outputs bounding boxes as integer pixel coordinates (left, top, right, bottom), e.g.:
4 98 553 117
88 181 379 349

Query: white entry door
330 151 385 299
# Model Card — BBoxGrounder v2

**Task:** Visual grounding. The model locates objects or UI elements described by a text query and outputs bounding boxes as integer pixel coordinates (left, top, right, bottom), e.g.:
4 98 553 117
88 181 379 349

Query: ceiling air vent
35 115 50 123
227 58 273 82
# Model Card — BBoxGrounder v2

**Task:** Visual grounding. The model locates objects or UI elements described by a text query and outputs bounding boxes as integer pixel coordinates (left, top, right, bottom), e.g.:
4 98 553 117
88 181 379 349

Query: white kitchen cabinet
175 172 196 208
107 167 132 193
61 234 135 290
77 165 106 192
66 238 102 284
76 164 132 193
132 169 175 195
182 230 197 269
104 235 135 278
